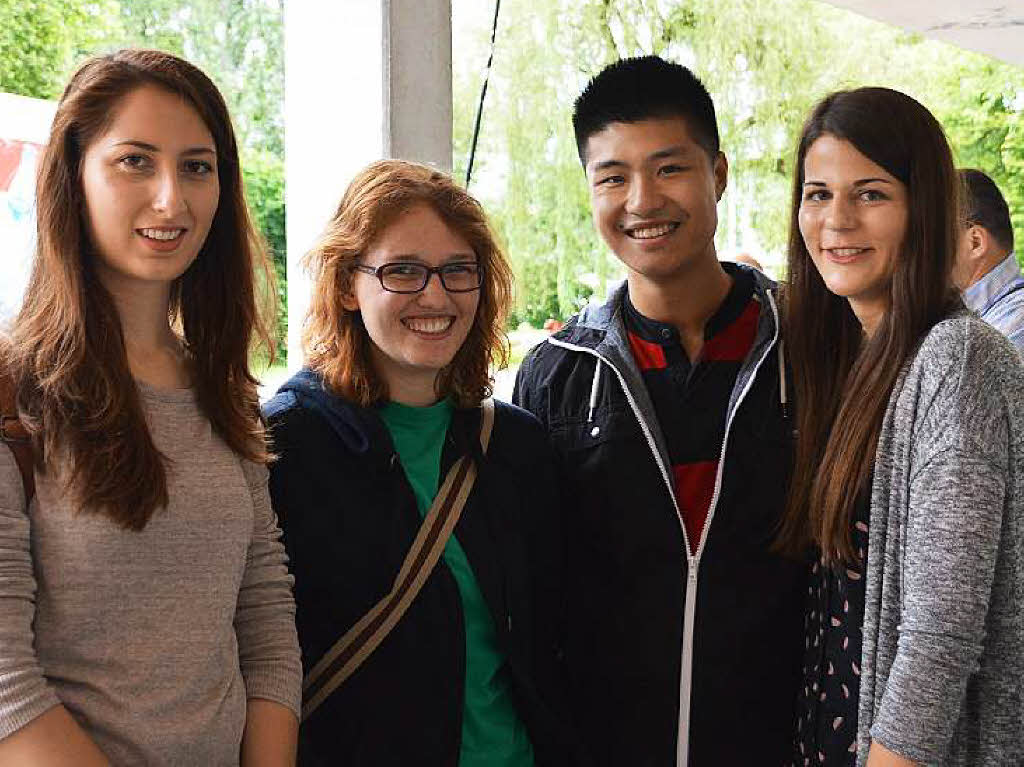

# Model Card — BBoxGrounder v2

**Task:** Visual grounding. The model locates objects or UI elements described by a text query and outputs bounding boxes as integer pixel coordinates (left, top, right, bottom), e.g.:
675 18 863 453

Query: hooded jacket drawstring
587 360 602 426
777 338 789 420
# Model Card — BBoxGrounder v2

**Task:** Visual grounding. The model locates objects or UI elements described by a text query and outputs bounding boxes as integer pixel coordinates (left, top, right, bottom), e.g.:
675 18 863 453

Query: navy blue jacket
264 370 576 766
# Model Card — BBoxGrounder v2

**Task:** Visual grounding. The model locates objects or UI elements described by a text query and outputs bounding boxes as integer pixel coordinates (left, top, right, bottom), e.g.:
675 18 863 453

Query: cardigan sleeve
0 444 62 739
233 460 302 718
869 322 1015 762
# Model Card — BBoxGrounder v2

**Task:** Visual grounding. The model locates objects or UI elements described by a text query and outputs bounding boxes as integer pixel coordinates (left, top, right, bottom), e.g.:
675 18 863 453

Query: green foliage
242 150 286 359
455 0 1024 321
456 0 616 327
0 0 121 99
114 0 285 156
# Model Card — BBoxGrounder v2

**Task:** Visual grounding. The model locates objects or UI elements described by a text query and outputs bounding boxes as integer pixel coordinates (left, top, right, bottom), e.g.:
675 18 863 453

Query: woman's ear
340 290 359 312
340 272 360 312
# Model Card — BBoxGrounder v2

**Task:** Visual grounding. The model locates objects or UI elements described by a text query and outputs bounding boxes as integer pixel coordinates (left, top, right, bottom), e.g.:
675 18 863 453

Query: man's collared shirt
964 251 1024 353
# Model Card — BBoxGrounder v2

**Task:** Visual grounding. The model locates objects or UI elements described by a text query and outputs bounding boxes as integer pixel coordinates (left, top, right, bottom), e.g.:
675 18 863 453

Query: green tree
115 0 284 156
0 0 121 99
243 151 287 358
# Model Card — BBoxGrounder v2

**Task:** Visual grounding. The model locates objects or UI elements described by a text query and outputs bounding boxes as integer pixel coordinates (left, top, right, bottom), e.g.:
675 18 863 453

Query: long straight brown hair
776 87 961 564
3 49 275 530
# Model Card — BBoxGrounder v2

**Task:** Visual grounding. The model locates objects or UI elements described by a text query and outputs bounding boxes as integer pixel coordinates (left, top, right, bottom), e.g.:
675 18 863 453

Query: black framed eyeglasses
351 261 483 294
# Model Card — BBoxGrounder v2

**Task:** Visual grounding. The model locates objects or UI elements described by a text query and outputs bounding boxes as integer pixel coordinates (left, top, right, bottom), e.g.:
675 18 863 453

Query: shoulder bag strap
0 372 34 505
300 398 496 721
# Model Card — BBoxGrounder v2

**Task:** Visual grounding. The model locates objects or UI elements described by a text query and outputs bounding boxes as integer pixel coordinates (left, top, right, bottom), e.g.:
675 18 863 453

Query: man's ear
967 224 989 260
714 151 728 202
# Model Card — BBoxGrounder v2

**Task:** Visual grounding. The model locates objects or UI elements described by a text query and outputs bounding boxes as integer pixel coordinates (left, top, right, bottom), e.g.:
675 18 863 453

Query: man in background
956 168 1024 352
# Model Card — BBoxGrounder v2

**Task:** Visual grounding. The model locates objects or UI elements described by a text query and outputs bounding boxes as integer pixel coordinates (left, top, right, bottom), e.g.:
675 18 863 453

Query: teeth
629 223 676 239
140 228 184 241
830 248 866 257
404 317 453 334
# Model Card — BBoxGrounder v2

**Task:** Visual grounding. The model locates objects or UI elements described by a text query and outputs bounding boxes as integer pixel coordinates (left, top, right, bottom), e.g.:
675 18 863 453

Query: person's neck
965 249 1012 290
386 373 442 408
848 297 886 341
102 275 189 389
627 257 733 362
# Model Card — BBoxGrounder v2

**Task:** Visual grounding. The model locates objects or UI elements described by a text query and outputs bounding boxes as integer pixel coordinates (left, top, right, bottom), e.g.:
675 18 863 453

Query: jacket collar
543 262 782 469
273 368 482 462
964 251 1023 317
553 261 779 348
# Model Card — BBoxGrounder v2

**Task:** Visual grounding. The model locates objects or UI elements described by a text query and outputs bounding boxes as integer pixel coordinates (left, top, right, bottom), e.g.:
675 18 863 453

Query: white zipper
679 290 780 765
677 566 699 765
548 289 780 767
692 290 781 561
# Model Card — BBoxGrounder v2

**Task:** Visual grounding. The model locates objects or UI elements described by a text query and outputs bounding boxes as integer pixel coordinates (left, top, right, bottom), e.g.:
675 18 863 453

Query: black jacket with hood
263 370 576 766
512 263 804 767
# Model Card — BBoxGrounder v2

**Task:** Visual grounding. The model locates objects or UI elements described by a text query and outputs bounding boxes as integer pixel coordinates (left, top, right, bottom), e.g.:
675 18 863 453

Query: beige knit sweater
0 382 301 765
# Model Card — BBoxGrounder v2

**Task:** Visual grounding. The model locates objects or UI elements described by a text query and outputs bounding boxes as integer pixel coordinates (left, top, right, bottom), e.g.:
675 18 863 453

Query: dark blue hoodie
263 369 579 766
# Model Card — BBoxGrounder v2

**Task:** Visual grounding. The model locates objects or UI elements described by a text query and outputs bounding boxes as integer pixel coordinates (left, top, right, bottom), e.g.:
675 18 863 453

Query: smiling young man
513 56 804 767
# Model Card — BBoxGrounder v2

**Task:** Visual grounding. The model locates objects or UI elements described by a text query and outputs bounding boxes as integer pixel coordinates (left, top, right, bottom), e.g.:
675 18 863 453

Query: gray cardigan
857 313 1024 764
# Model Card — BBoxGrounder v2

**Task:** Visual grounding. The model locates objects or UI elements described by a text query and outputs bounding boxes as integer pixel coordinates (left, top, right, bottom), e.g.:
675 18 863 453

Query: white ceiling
821 1 1024 68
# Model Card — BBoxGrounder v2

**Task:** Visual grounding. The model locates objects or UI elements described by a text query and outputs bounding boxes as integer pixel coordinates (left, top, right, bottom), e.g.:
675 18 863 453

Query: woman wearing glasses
264 160 574 766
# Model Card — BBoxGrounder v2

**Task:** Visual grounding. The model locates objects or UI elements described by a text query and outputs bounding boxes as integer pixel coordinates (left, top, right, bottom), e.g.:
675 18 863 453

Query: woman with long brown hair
264 159 575 766
780 87 1024 765
0 50 300 763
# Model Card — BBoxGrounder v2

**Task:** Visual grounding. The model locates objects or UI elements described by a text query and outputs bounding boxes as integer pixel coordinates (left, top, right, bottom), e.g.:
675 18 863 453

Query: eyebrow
112 140 215 156
382 252 477 263
803 177 893 186
590 145 691 174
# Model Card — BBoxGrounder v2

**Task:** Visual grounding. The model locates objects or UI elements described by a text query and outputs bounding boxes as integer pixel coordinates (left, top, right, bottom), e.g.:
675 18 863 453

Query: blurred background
2 0 1022 397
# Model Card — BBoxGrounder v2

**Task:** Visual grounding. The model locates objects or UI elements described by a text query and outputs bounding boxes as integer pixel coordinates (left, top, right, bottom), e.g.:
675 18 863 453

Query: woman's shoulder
914 311 1022 379
492 398 547 441
901 312 1024 437
486 398 554 462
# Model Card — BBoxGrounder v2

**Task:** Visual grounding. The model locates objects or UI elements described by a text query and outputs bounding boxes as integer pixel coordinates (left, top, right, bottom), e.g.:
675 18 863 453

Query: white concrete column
283 0 452 369
384 0 453 170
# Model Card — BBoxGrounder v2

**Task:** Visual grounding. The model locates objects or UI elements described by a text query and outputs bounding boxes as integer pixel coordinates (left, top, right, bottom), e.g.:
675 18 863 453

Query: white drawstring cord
778 339 789 418
587 360 602 423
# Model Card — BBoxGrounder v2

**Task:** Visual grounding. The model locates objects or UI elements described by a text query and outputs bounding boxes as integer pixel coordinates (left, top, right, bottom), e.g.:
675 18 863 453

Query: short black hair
572 55 720 166
960 168 1014 252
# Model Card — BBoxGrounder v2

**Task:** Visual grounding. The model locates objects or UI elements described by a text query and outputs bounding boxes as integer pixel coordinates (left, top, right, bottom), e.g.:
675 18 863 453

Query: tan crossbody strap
300 398 495 722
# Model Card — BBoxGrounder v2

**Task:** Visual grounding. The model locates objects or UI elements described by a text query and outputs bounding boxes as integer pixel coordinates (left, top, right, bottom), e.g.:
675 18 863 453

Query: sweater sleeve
0 444 61 739
870 323 1014 761
233 460 302 718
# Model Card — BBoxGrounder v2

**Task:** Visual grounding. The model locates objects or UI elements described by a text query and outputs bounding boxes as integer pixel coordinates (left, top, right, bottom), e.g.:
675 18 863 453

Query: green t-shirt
379 399 535 767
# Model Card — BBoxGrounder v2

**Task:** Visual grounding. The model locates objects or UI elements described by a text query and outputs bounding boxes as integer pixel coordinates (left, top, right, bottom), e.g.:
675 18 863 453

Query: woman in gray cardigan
779 87 1024 766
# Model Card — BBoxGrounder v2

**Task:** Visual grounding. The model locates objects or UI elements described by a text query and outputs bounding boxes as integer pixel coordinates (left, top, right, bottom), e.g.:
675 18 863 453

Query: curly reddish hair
303 160 512 407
